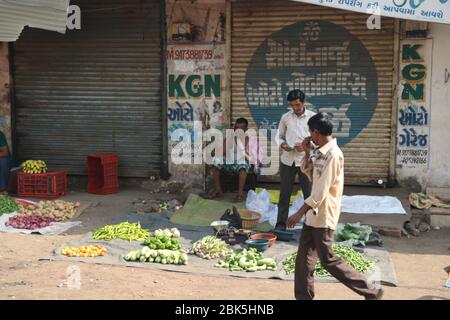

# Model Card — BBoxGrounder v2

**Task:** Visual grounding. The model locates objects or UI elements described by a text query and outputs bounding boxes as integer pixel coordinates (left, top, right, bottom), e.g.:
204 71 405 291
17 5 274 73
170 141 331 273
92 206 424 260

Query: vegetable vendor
287 113 384 300
208 117 263 203
275 90 315 230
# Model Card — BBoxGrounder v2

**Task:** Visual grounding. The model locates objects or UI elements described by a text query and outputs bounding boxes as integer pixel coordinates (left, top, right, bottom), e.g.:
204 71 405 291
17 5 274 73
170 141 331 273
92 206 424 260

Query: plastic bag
335 223 372 247
288 196 305 217
220 206 242 229
246 188 305 227
246 189 270 213
246 189 272 224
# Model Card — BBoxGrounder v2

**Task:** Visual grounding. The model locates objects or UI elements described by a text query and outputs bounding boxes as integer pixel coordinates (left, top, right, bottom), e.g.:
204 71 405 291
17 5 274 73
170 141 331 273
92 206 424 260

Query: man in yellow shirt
288 112 383 300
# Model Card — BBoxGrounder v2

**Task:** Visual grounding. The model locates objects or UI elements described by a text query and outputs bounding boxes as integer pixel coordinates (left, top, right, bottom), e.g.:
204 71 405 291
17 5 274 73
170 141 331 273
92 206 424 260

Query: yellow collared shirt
300 138 344 230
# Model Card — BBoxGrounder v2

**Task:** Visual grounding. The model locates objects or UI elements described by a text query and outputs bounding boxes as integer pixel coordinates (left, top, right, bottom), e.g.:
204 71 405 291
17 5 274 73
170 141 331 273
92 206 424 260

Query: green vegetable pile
143 235 181 250
124 247 188 265
0 195 20 214
215 248 277 272
93 221 150 241
191 236 231 260
335 223 372 247
283 244 375 277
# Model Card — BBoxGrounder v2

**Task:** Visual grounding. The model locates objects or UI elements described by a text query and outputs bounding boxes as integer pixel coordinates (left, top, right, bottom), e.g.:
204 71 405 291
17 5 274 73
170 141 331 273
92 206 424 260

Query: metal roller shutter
231 0 396 185
13 0 163 177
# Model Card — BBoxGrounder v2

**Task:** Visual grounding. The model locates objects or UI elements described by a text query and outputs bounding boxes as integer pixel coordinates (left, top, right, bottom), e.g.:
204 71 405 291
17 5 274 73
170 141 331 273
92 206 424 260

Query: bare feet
235 193 245 203
208 189 224 199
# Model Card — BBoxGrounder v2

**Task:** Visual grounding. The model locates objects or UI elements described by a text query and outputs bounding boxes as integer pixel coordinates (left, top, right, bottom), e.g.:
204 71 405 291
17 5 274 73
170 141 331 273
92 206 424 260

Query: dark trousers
276 162 311 229
0 157 10 190
295 225 379 300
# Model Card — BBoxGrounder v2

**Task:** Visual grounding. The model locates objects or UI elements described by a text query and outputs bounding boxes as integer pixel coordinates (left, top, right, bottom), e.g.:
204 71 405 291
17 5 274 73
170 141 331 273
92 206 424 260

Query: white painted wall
428 23 450 188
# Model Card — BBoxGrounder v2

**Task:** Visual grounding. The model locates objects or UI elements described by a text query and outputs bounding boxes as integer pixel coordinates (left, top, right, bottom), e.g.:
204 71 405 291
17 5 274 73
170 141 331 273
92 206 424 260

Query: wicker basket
238 209 261 229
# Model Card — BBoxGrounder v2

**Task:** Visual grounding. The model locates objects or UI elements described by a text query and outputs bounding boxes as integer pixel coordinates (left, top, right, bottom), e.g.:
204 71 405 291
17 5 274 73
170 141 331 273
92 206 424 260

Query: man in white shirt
276 89 315 230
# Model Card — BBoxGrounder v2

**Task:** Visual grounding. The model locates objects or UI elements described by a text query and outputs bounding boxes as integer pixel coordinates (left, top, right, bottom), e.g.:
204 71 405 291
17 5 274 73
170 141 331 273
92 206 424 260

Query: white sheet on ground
341 195 406 215
0 213 82 235
246 190 407 222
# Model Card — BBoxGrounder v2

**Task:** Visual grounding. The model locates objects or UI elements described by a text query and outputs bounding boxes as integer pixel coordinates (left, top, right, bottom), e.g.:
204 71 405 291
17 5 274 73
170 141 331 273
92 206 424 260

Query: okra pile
283 244 375 276
215 248 277 272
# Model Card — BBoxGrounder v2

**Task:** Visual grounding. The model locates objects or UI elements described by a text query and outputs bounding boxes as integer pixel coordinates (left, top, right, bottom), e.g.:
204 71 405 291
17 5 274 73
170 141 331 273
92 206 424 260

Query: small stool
87 154 119 194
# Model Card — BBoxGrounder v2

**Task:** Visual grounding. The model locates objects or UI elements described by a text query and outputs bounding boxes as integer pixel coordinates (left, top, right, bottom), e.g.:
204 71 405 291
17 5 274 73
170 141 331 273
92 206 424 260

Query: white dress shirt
277 109 316 167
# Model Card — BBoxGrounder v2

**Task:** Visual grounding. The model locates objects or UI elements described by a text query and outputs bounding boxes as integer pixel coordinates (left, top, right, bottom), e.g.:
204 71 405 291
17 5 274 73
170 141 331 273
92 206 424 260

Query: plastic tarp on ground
247 191 407 227
0 213 81 235
42 212 398 286
170 194 273 231
0 200 91 235
171 192 406 230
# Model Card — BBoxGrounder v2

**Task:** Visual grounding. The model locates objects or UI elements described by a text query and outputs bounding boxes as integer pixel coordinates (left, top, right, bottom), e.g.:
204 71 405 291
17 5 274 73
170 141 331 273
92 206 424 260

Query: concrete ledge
430 207 450 227
339 213 407 233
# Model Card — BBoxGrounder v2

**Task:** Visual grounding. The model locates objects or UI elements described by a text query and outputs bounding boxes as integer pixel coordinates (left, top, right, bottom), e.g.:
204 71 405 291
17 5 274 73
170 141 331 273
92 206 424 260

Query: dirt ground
0 186 449 300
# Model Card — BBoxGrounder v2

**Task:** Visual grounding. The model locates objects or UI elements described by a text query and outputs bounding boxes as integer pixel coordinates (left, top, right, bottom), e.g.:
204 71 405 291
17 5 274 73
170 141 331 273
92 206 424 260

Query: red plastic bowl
250 233 277 247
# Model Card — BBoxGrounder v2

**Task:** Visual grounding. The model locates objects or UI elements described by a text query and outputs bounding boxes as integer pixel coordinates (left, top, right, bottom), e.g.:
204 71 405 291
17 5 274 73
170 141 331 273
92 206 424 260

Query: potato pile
18 200 81 221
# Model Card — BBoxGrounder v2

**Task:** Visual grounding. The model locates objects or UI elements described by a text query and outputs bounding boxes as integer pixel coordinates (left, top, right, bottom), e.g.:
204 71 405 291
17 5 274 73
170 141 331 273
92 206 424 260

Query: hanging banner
290 0 450 24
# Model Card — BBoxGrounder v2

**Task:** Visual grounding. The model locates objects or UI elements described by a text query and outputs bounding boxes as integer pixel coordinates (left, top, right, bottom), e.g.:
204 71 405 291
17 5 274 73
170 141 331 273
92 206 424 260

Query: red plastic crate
17 171 67 199
87 154 119 195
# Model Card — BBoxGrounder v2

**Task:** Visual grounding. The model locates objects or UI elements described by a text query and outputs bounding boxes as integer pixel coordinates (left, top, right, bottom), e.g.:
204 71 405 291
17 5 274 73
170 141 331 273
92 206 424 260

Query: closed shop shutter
13 0 163 177
231 0 396 185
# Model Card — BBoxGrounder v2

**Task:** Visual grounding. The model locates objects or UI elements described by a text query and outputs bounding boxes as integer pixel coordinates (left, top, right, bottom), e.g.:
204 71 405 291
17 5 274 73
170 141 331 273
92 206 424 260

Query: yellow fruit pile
61 245 107 257
21 160 48 174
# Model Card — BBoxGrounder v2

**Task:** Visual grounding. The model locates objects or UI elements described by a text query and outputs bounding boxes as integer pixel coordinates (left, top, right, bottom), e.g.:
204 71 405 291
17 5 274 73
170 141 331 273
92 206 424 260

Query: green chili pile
283 244 375 277
93 221 150 241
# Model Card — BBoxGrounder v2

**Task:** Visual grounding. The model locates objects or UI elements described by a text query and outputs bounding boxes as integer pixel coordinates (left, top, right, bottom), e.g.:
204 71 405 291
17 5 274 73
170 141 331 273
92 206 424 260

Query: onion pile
191 236 231 260
5 215 59 230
